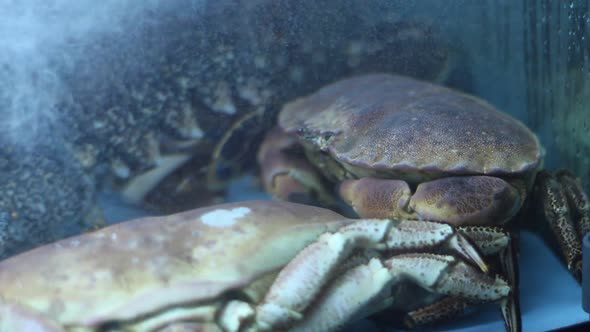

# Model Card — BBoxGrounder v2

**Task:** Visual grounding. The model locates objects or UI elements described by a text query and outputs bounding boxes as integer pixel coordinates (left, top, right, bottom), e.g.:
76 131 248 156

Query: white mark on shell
201 207 251 228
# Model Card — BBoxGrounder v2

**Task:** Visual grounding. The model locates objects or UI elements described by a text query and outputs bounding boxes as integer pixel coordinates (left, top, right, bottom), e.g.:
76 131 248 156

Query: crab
258 73 590 329
0 0 456 260
0 200 513 331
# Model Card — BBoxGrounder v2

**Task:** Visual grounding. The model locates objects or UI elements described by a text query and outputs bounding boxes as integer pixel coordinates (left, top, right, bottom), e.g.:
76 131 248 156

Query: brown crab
0 8 457 260
258 73 590 330
0 200 510 331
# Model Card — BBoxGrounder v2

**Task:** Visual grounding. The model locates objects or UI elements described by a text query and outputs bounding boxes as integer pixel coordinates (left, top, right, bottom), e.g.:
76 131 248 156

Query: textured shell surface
0 0 457 258
280 74 543 182
0 200 348 326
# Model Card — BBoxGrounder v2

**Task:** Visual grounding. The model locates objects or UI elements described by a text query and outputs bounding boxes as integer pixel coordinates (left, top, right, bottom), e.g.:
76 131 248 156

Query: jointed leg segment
536 170 588 280
225 219 510 331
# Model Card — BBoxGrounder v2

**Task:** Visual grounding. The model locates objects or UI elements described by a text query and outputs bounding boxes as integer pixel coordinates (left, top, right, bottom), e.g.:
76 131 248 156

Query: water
0 0 589 331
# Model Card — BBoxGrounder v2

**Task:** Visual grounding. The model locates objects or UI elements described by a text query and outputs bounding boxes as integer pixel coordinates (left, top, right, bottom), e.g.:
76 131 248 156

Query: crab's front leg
257 128 335 207
339 176 523 331
288 253 505 332
220 219 508 331
339 176 523 226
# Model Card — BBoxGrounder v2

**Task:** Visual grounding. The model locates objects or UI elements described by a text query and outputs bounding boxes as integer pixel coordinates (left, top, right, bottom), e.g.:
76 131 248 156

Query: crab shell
278 74 544 186
0 201 351 331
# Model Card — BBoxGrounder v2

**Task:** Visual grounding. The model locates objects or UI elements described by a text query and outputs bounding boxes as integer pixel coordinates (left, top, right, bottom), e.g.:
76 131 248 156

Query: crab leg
288 254 509 332
555 170 590 241
458 226 511 255
400 227 521 332
250 218 490 330
258 127 335 206
460 223 520 332
340 177 522 331
498 231 521 332
536 170 583 280
404 296 479 328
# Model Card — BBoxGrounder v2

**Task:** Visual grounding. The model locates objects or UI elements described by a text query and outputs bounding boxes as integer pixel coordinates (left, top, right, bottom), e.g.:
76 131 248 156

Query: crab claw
253 218 493 330
383 219 488 273
294 255 509 332
446 229 489 273
339 176 522 227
